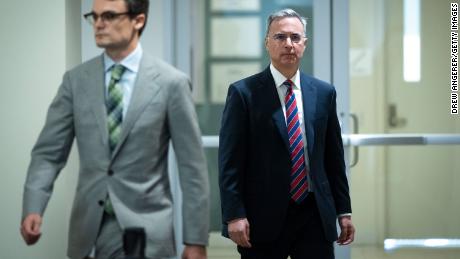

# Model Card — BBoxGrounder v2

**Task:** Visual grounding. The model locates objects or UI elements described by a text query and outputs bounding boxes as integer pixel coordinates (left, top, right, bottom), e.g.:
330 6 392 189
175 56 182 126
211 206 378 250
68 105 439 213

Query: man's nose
285 37 294 47
94 17 105 29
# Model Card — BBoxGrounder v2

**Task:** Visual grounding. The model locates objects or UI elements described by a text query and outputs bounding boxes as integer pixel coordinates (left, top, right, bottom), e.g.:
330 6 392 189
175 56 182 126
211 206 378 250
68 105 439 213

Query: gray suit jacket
22 53 210 259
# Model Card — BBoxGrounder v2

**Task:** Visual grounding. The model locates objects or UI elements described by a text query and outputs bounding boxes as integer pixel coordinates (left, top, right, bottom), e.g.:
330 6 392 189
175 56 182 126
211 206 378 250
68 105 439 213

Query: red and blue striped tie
284 80 308 203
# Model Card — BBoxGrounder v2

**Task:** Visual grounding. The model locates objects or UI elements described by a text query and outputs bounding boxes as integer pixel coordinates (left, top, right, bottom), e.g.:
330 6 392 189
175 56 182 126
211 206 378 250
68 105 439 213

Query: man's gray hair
265 9 307 38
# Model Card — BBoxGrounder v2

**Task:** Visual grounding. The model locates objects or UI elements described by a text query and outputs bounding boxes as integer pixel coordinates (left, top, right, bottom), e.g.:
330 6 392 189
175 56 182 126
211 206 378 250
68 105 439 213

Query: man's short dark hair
124 0 149 36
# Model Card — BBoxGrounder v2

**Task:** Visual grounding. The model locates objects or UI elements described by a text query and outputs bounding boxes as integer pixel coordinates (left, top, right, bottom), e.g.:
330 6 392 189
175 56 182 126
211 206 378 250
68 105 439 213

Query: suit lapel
111 55 161 158
300 73 316 157
82 55 109 148
272 107 290 152
258 67 290 152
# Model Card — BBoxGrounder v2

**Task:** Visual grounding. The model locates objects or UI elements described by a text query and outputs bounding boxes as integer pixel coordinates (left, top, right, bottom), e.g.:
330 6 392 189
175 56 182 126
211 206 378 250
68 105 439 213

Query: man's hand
228 218 251 248
20 213 43 245
337 215 355 245
182 245 206 259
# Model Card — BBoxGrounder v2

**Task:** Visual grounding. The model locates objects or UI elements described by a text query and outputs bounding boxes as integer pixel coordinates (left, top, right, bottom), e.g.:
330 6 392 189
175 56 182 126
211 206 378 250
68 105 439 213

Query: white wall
0 0 81 258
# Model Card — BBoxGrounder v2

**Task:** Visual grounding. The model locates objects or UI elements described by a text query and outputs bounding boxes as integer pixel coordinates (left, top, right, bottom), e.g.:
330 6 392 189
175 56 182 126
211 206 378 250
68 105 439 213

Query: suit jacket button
98 200 104 206
108 170 114 176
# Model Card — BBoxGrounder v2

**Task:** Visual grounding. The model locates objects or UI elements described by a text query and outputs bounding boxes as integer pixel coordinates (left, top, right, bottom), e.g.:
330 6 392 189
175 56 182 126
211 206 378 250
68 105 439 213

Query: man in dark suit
218 8 355 259
20 0 209 258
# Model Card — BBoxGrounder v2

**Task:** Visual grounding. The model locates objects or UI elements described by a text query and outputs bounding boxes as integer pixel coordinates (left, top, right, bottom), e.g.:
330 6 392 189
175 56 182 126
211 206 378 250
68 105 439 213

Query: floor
207 233 460 259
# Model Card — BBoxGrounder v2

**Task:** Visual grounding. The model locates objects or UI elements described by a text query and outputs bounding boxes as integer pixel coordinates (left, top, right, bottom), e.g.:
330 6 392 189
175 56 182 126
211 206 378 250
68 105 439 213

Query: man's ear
134 14 146 31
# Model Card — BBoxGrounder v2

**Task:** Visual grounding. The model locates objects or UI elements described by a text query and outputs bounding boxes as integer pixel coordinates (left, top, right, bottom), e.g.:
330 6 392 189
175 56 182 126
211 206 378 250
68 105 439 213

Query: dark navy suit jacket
218 66 351 243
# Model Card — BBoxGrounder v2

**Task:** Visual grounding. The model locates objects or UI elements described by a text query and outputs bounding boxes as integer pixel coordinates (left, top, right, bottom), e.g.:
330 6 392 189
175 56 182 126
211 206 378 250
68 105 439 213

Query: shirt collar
104 43 143 73
270 63 301 90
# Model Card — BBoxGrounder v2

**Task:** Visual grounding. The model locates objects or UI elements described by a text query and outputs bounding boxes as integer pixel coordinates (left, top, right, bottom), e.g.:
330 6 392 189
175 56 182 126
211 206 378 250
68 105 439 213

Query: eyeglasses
83 11 132 25
271 33 305 43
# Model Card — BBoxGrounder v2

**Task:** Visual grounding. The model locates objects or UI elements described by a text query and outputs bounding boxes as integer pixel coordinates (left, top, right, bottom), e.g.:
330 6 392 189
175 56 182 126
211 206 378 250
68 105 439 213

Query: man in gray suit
20 0 209 258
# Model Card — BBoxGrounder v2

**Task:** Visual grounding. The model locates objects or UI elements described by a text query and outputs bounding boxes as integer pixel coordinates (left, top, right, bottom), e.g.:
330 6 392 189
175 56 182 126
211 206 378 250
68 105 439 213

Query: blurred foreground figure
20 0 209 258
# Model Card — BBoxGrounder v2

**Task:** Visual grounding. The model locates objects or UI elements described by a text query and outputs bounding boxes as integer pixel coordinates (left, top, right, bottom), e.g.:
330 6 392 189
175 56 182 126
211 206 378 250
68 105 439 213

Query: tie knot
111 64 126 81
283 80 294 94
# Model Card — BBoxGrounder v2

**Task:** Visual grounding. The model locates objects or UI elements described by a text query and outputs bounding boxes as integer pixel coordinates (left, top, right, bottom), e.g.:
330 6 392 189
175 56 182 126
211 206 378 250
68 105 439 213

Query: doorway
349 0 460 257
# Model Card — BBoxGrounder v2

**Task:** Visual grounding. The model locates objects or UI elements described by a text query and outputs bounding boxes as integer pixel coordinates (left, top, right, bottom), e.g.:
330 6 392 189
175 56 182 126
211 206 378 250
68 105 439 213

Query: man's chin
95 41 108 48
95 38 112 48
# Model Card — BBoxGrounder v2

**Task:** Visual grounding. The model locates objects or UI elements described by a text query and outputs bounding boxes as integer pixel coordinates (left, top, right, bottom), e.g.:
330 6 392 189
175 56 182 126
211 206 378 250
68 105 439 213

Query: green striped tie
105 64 125 216
107 64 126 153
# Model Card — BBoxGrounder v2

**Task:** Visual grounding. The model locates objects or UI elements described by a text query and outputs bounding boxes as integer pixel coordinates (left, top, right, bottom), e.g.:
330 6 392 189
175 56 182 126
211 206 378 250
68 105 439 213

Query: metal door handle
388 104 407 128
340 112 359 168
